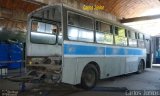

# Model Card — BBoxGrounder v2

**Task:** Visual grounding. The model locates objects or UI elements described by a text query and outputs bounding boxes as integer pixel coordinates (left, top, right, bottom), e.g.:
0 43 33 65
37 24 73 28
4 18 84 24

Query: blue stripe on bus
64 44 145 56
64 44 105 55
105 47 113 55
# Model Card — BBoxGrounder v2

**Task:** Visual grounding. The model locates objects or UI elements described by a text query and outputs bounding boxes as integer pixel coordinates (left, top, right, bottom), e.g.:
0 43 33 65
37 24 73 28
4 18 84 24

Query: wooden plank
120 14 160 23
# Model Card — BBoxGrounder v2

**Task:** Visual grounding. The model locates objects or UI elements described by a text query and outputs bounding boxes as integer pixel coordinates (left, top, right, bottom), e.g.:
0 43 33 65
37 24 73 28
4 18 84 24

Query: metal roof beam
120 14 160 23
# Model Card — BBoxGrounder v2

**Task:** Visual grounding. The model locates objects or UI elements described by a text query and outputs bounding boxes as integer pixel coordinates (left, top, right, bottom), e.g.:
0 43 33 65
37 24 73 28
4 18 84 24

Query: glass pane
78 29 93 42
68 26 93 42
45 24 54 34
96 32 113 44
138 40 145 48
31 21 57 44
104 34 113 44
129 39 137 47
115 36 127 46
96 21 111 33
68 26 79 40
31 21 38 31
68 12 79 26
32 6 61 22
79 16 93 29
128 31 136 39
139 33 144 40
96 32 104 43
37 22 46 32
31 32 56 44
31 21 57 34
68 12 93 29
115 27 118 35
118 28 125 37
115 27 127 46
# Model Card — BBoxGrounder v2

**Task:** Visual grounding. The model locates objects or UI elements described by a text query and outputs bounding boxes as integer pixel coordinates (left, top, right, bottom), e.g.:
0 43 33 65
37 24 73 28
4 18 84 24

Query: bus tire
137 60 144 74
81 64 98 89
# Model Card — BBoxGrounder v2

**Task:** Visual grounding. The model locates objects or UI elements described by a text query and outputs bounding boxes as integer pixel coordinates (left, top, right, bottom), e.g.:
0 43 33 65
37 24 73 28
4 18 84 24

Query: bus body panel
27 43 62 56
61 40 146 85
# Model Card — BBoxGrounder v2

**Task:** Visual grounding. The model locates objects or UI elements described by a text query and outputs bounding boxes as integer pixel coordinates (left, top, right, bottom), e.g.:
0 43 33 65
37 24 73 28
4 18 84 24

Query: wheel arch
141 59 145 69
82 61 101 79
80 61 100 89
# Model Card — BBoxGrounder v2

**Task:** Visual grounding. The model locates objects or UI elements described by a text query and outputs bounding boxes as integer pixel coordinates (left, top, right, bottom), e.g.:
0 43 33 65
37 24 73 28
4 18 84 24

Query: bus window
68 12 79 26
31 21 57 34
79 15 93 29
138 40 145 48
138 33 145 48
115 27 118 35
115 27 127 46
67 12 94 42
138 33 144 40
128 31 137 47
125 30 128 37
128 31 136 39
68 27 78 40
68 12 93 29
68 26 93 42
30 21 57 44
96 21 113 44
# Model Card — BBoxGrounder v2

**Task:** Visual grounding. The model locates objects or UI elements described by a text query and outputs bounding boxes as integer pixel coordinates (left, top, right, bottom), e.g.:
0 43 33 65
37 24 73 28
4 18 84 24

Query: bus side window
68 12 79 26
128 31 137 47
137 33 145 48
114 27 127 46
125 30 128 37
95 21 113 44
67 12 94 42
115 27 118 35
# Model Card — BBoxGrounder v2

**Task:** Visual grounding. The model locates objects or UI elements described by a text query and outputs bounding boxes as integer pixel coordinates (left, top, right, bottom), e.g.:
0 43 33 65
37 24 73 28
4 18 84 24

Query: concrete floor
0 67 160 96
98 67 160 90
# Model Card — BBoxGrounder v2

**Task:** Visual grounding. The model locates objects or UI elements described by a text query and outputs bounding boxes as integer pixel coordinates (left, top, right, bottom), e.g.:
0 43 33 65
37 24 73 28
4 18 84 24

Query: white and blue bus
26 4 149 89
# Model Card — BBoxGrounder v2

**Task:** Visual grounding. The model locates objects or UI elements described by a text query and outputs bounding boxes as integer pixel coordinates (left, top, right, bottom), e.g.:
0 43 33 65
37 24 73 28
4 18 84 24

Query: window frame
67 11 94 30
31 20 58 35
95 20 113 44
66 11 94 43
127 31 138 47
138 33 144 40
65 10 146 48
137 33 145 48
114 26 128 46
30 19 58 45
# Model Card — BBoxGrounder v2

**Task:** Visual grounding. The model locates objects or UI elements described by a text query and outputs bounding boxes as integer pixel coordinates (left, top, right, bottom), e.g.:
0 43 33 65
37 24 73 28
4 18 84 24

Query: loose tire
137 60 144 74
81 64 98 89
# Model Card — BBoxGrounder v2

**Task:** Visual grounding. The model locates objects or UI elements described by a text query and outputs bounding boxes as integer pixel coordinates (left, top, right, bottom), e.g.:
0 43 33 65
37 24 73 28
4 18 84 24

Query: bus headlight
29 61 32 65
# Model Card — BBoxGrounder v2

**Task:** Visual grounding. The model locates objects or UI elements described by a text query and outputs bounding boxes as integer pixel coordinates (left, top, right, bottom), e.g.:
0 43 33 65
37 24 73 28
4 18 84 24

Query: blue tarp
0 43 9 67
0 42 23 69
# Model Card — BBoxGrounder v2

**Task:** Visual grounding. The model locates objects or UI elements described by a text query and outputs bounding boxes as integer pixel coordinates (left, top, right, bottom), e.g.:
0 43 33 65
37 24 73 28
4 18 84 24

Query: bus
26 3 148 89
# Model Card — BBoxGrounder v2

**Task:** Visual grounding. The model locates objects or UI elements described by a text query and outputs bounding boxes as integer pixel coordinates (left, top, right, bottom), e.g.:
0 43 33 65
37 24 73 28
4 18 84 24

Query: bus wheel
81 64 98 89
137 60 144 74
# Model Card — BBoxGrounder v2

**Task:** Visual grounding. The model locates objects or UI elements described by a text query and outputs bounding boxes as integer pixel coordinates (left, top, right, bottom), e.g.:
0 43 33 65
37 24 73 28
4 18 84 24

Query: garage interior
0 0 160 96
